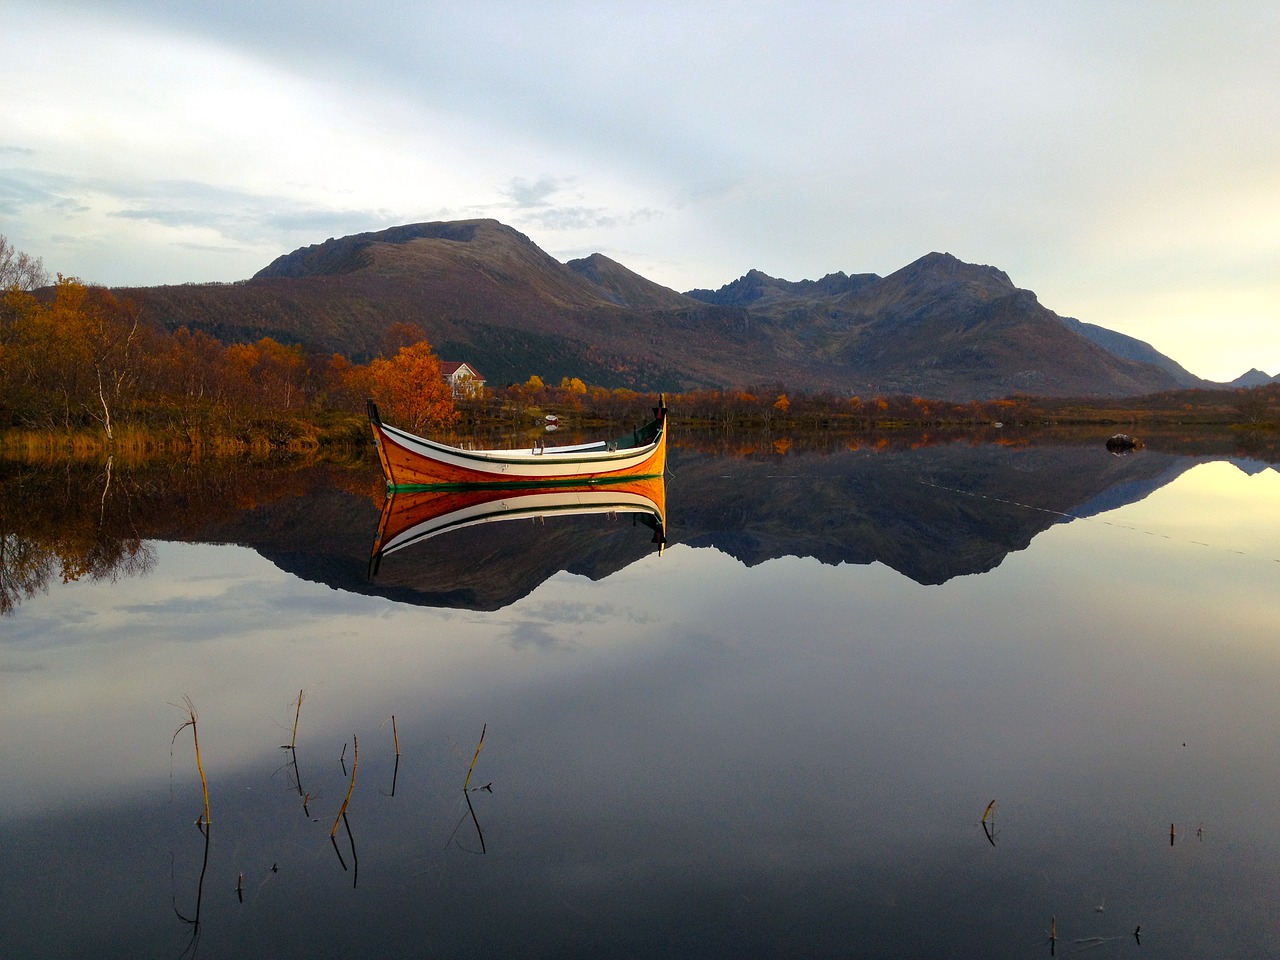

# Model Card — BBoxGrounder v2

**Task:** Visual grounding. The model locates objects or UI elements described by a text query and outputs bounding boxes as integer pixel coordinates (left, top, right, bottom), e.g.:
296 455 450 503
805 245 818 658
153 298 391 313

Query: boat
369 475 667 575
366 397 668 490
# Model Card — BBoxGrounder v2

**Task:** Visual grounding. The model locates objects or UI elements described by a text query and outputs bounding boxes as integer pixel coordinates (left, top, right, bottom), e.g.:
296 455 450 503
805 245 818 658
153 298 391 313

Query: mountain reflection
2 432 1274 614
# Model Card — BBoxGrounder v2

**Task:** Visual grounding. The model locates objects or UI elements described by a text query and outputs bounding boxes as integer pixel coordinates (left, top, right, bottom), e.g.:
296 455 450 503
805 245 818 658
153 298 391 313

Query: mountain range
119 218 1272 401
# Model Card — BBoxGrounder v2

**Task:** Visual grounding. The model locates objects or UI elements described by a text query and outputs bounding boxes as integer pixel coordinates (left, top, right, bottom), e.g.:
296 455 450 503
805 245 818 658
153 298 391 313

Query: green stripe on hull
386 471 666 493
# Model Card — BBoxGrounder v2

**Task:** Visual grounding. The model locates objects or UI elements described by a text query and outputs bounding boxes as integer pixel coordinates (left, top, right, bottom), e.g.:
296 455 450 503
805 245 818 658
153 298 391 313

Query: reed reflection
172 821 210 960
170 699 212 958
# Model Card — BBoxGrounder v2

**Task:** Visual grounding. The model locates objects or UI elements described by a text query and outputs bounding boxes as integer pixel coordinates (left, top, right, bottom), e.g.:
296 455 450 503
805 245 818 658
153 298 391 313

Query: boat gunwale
381 471 666 493
378 489 665 555
376 418 665 469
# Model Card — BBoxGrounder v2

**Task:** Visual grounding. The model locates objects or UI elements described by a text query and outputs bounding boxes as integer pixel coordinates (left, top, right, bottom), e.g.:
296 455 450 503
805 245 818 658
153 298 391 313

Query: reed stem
172 697 212 825
192 717 211 826
463 723 486 791
290 688 304 749
331 735 358 837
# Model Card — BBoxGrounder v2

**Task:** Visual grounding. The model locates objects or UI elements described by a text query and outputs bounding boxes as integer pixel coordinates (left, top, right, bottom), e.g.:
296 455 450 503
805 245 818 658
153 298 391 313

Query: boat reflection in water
369 474 667 577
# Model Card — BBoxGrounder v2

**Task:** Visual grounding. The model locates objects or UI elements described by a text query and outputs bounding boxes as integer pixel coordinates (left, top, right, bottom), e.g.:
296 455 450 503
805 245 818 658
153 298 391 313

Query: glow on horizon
2 1 1278 383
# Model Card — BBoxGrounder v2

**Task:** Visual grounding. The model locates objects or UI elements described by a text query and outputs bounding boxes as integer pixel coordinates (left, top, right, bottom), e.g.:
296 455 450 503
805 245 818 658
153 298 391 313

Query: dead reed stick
289 689 305 749
331 735 358 837
392 715 400 757
463 723 486 791
172 697 211 826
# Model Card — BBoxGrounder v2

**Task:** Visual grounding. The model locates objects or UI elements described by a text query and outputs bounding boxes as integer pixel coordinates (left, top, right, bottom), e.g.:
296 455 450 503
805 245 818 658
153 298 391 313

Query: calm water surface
2 441 1278 958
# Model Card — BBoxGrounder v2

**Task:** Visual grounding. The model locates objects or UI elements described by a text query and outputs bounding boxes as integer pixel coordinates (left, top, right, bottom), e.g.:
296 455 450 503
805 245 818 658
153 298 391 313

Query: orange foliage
326 353 372 410
367 340 458 431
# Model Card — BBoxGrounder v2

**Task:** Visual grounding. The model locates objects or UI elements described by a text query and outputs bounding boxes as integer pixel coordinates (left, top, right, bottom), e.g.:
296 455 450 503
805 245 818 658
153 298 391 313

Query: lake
2 432 1278 959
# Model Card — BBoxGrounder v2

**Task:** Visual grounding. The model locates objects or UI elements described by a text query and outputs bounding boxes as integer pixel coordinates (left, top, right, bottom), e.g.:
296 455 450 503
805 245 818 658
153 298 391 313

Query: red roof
440 361 484 380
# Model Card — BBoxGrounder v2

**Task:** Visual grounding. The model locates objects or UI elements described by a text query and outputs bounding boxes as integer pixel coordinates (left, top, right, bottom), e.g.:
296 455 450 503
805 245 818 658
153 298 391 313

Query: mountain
1228 368 1279 387
121 219 1189 400
1059 315 1206 387
685 268 878 306
687 252 1186 398
563 252 695 311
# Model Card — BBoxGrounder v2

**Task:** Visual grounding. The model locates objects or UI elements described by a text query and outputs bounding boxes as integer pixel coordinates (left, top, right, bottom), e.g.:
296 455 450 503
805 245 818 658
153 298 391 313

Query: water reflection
369 475 667 577
0 456 157 614
173 820 211 959
0 437 1278 958
6 435 1275 617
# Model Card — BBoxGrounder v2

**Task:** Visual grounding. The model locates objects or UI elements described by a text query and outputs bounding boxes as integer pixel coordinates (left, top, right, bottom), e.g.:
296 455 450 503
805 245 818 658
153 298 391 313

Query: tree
251 338 307 412
0 235 50 291
57 281 144 441
146 326 226 403
324 352 371 410
367 340 458 431
1234 387 1271 425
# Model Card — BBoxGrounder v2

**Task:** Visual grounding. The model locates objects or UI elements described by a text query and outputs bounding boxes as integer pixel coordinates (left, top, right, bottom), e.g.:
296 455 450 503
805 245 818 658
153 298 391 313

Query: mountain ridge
117 218 1231 400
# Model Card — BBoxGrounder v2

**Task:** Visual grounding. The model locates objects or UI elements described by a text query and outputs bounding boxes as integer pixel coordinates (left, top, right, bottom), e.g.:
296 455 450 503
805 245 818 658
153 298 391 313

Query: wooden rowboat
367 397 668 490
369 474 667 575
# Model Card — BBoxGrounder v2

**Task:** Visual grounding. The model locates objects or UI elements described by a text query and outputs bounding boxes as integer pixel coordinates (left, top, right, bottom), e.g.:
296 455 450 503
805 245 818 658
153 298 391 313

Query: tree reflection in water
1 457 155 614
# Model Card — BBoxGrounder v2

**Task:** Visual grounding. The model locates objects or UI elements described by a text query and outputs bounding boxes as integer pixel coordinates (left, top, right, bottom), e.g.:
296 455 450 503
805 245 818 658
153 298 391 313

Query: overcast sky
3 1 1277 381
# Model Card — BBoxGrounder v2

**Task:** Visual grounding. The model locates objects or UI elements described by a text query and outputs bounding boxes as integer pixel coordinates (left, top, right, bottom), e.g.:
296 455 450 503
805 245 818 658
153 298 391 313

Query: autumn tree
2 279 91 427
324 352 372 411
1234 387 1273 425
0 235 49 291
0 238 45 409
55 280 145 441
222 341 262 413
251 338 307 412
146 327 227 404
367 340 458 431
0 287 43 423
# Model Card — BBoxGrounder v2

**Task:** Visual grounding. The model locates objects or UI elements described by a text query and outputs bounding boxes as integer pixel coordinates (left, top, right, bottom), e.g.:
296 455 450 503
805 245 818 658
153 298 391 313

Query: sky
2 1 1277 382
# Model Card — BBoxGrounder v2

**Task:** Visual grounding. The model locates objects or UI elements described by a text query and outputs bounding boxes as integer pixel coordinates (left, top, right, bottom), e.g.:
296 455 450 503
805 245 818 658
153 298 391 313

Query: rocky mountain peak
880 252 1015 297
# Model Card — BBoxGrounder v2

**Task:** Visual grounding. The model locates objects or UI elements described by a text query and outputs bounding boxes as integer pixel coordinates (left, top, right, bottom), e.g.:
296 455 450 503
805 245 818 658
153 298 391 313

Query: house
441 361 486 398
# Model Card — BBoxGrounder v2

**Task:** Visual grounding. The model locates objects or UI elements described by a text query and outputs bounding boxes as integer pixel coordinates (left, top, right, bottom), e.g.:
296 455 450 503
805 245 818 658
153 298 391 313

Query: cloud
1 169 388 251
507 621 569 652
0 171 80 215
497 174 664 233
502 175 568 208
518 206 662 232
